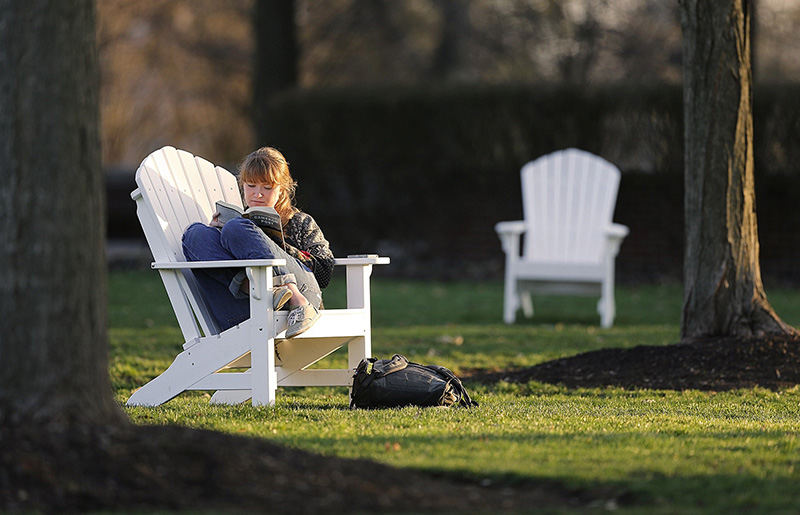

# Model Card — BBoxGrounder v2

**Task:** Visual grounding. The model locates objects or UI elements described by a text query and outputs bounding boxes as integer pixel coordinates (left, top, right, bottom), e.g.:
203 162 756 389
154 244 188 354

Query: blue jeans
182 217 322 331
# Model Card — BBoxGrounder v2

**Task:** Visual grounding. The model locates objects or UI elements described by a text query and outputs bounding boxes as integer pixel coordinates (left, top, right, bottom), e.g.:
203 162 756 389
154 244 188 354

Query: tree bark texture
0 0 124 426
253 0 297 146
680 0 794 339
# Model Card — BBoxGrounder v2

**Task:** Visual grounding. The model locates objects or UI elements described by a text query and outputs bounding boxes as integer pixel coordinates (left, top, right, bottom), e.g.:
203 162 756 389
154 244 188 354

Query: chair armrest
604 223 629 239
603 223 629 257
334 255 390 266
495 221 525 258
151 259 286 270
494 220 526 236
152 259 287 302
331 255 389 310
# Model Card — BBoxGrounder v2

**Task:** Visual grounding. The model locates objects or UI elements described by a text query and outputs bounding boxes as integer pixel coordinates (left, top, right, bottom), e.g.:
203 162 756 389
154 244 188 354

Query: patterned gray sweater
280 211 335 288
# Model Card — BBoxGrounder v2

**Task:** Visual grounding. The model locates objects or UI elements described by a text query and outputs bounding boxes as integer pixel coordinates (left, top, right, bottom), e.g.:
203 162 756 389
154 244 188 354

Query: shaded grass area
110 270 800 512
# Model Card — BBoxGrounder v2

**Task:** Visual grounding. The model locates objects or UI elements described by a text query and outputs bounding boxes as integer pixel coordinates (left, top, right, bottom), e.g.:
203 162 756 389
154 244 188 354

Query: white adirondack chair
126 146 389 407
495 148 628 328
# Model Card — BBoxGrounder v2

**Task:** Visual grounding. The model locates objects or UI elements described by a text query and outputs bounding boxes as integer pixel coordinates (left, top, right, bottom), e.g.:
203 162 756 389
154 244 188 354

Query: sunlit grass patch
109 270 800 512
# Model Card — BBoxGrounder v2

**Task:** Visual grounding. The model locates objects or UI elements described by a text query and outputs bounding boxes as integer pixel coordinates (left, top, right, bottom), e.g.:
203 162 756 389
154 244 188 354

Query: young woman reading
182 147 334 337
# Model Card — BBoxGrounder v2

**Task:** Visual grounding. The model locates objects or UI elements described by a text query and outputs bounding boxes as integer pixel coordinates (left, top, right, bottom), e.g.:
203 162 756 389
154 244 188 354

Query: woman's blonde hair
238 147 298 224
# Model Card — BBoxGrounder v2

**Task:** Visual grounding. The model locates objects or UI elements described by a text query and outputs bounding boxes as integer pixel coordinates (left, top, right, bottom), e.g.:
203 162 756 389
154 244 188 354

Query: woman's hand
209 212 223 228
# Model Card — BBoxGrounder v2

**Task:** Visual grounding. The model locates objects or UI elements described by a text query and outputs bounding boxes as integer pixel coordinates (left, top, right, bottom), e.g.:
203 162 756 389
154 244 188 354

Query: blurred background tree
98 0 800 168
253 0 298 146
98 0 800 283
98 0 253 165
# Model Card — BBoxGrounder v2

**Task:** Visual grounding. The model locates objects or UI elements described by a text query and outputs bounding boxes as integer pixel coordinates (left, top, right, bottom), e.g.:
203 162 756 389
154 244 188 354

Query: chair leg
126 332 251 407
519 290 534 318
208 366 252 404
348 336 369 372
503 276 517 324
247 266 278 406
600 278 615 328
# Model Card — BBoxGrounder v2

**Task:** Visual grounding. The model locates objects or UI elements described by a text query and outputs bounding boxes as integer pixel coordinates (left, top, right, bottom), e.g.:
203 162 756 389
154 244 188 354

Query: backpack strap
372 354 409 376
415 363 478 408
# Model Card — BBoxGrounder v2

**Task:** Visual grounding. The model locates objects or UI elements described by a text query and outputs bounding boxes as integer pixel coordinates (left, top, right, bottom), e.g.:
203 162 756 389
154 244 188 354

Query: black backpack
350 354 477 409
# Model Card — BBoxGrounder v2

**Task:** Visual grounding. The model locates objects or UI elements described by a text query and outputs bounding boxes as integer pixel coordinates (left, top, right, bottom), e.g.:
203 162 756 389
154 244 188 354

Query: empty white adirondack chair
126 146 389 407
495 148 628 328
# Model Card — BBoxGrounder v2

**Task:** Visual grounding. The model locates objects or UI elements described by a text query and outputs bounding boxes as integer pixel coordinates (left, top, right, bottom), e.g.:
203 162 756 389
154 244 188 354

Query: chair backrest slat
139 150 190 259
134 146 241 338
521 148 620 264
217 164 244 206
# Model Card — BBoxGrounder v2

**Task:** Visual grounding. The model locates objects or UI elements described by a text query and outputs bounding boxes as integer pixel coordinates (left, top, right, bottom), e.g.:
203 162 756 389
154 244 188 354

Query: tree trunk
430 0 470 81
679 0 795 340
0 0 124 427
253 0 298 146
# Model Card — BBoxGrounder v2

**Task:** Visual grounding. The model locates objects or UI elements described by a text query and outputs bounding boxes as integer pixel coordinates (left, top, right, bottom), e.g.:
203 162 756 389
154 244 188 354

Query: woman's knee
182 223 222 260
220 216 258 241
183 223 216 247
220 217 276 259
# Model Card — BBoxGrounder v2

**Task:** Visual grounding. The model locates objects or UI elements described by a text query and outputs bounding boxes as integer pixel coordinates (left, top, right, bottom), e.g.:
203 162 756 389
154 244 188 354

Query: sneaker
272 285 292 310
286 303 320 338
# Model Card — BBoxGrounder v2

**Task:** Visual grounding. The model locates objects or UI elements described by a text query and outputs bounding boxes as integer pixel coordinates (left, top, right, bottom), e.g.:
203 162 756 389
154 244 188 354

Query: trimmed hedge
107 84 800 283
252 83 800 282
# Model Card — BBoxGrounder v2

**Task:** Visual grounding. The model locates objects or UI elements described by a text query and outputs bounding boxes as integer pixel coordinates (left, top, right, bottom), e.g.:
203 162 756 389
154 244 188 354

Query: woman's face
244 181 281 208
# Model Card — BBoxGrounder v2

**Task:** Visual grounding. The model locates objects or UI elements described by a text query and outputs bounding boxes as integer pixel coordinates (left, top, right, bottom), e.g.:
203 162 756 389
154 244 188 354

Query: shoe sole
273 288 292 310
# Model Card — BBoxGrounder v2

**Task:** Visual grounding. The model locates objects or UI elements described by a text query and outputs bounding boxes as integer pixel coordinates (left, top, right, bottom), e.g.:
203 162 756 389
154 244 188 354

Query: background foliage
100 1 800 284
98 0 800 166
110 83 800 284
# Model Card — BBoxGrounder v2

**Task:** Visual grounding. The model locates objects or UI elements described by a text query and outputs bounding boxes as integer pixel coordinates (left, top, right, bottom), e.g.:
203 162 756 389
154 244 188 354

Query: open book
216 201 285 245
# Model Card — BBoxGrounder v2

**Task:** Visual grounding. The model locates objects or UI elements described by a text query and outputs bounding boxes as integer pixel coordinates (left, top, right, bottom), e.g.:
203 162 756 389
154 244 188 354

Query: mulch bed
465 334 800 391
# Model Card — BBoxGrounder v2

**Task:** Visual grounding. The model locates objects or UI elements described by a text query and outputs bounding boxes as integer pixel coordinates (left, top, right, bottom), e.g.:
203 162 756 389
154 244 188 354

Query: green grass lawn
110 270 800 513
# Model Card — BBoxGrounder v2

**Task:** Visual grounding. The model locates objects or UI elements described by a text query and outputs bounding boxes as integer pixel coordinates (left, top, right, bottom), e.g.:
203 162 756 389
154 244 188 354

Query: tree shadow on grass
269 431 800 513
9 334 800 513
1 422 574 513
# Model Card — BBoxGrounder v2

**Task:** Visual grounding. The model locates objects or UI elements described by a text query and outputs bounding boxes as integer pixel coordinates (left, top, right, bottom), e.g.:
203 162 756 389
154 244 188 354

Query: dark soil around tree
465 334 800 391
1 420 621 514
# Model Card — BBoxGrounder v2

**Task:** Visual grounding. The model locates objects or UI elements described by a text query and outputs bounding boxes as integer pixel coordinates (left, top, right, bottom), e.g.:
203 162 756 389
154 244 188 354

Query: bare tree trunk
0 0 124 427
430 0 470 81
679 0 795 340
253 0 298 146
